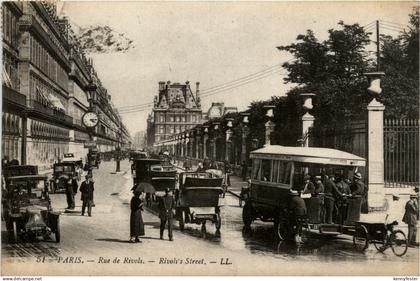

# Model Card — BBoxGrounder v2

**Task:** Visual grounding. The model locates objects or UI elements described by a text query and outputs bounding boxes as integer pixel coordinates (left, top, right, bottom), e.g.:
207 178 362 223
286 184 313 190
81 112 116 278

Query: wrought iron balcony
28 99 73 125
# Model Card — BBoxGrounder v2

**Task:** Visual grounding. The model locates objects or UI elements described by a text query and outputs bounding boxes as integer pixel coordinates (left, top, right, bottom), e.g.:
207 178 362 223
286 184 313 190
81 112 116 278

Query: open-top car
2 175 60 243
175 172 224 236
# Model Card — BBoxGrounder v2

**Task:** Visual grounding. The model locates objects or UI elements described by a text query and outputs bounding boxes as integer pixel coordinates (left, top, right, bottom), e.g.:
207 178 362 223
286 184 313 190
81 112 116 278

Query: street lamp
240 112 250 163
225 118 234 163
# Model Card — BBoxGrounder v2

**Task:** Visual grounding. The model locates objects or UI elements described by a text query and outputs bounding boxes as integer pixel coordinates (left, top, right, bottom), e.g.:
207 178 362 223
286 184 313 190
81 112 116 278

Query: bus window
252 159 261 180
272 160 280 182
277 161 292 184
261 159 271 181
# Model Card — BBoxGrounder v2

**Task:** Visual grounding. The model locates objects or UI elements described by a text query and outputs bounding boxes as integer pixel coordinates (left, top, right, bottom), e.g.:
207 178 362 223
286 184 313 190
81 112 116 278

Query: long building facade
2 1 130 171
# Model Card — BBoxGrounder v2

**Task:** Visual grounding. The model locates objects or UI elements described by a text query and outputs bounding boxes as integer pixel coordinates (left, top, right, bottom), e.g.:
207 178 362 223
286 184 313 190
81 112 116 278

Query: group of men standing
301 172 367 224
64 164 95 217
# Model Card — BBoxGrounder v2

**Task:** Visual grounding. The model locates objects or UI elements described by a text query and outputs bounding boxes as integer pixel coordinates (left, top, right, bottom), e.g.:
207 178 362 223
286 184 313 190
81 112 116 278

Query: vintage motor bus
243 145 366 240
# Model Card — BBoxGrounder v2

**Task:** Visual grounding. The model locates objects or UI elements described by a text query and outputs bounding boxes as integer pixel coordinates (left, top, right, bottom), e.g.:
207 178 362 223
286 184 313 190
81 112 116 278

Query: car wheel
179 210 185 231
353 225 369 251
215 213 221 231
50 182 55 194
55 218 61 243
11 221 18 243
275 217 289 241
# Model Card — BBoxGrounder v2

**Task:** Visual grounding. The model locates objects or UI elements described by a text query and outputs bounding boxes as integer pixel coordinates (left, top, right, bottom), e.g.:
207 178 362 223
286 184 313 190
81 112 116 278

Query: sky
59 1 415 135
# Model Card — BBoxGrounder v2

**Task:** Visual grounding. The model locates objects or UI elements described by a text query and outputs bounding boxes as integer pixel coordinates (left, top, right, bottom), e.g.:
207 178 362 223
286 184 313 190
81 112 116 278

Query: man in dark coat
159 188 174 241
403 194 418 246
324 175 342 224
65 177 75 209
288 189 307 243
130 190 145 243
241 161 248 181
351 172 368 213
80 175 94 216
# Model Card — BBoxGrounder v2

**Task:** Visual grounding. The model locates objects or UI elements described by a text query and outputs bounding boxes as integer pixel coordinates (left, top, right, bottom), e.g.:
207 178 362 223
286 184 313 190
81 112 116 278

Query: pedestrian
287 189 307 243
203 157 210 170
241 161 248 181
159 187 174 241
65 177 75 209
80 175 94 216
196 162 205 172
402 194 418 247
224 161 231 186
129 190 145 243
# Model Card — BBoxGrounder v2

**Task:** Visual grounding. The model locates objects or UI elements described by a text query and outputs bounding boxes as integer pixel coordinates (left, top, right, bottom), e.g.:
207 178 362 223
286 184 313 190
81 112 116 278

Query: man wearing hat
288 189 307 243
403 194 418 247
302 175 315 195
80 175 95 216
351 172 368 213
159 187 174 241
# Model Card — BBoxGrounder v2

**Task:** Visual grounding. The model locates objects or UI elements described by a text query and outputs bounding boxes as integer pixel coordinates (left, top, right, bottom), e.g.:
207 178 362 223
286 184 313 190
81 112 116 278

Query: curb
227 189 241 199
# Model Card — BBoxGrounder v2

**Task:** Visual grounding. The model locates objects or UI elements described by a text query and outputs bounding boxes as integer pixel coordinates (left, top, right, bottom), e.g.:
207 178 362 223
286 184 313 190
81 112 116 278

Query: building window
182 116 186 122
192 115 196 122
170 116 174 122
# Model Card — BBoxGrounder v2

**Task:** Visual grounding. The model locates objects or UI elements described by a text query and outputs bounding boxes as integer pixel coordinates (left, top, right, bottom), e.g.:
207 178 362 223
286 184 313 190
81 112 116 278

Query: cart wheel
275 218 289 241
215 213 221 231
179 210 185 231
242 202 253 229
239 198 242 207
201 223 207 238
353 225 369 251
50 182 55 194
373 241 386 252
55 218 61 243
390 230 407 257
11 221 18 243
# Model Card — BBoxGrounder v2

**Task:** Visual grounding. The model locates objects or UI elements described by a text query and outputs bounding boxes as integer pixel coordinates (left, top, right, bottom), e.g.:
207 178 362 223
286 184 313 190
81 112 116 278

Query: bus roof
250 145 365 166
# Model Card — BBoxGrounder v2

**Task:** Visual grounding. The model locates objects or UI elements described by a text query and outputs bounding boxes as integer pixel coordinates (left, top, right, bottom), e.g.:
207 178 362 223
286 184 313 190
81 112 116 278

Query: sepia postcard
1 0 419 277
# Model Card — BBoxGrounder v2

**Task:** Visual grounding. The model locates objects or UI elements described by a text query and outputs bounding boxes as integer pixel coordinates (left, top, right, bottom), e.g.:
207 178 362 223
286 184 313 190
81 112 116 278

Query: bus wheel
242 202 253 229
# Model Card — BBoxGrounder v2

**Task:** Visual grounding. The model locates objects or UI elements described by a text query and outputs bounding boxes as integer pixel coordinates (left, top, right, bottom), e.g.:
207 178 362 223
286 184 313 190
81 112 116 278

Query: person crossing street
159 187 175 241
80 175 95 217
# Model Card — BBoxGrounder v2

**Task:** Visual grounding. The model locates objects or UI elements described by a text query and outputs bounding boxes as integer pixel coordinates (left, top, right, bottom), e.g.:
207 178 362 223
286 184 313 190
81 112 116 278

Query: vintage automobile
243 145 366 241
133 158 177 192
3 175 60 243
3 165 38 180
175 172 224 236
62 153 83 167
87 148 100 168
50 162 79 193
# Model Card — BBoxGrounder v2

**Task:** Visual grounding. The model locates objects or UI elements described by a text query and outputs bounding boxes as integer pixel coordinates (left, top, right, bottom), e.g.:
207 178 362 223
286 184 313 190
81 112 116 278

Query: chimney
158 81 165 91
196 82 200 103
166 81 171 90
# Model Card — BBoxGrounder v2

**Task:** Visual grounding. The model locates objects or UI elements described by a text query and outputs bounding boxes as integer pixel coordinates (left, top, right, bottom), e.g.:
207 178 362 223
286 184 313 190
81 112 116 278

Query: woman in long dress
130 191 145 243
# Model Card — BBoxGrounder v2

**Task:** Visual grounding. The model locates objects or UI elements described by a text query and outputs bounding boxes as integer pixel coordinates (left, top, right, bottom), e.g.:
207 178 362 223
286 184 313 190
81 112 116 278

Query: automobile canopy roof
250 145 365 167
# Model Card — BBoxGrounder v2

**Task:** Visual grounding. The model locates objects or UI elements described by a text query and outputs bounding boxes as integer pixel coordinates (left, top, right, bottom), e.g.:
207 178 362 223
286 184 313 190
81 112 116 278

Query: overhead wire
117 62 292 112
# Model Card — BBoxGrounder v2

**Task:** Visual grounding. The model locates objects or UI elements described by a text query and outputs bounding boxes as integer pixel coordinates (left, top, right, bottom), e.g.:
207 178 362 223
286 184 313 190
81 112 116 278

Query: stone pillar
212 138 217 160
225 118 233 163
203 127 208 159
367 99 385 194
300 93 315 147
264 105 275 146
365 72 386 208
195 132 201 159
302 113 315 147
